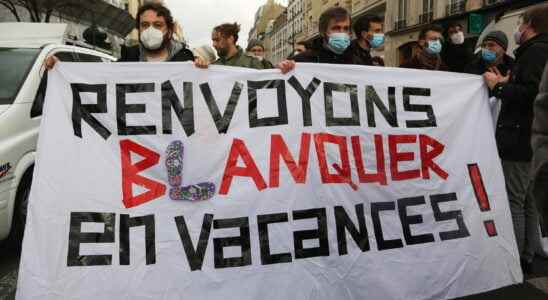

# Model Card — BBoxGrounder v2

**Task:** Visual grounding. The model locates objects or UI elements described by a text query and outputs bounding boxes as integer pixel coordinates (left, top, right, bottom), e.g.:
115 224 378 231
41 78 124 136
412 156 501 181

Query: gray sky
164 0 287 49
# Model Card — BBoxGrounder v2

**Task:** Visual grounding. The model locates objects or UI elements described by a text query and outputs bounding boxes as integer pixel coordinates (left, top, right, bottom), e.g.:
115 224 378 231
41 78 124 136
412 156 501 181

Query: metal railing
446 0 466 16
394 20 407 31
419 11 433 24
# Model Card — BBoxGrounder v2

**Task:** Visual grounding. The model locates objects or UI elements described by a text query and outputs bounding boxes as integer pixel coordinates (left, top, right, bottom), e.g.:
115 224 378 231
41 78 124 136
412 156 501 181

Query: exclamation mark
468 164 498 237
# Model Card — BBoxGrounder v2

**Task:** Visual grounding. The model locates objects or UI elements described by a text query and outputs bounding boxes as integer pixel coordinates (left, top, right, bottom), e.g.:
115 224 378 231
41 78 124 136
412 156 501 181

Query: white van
0 23 115 245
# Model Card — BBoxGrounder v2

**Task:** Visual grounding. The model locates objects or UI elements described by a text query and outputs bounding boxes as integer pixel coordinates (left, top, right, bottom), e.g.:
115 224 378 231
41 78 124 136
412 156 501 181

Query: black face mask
216 47 228 58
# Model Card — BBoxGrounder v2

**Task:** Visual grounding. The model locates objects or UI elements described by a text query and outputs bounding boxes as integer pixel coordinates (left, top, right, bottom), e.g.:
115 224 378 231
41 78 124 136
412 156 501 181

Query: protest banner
17 63 522 299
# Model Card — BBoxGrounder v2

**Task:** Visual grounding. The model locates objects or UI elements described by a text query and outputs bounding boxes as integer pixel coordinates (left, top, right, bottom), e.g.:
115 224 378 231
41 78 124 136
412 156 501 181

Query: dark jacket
346 39 373 66
531 64 548 225
493 33 548 162
464 53 515 76
442 43 474 73
119 44 195 62
399 49 449 71
293 38 353 64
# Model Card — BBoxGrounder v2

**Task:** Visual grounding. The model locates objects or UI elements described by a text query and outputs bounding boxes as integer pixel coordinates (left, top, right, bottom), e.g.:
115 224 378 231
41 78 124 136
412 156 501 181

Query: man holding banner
16 54 523 299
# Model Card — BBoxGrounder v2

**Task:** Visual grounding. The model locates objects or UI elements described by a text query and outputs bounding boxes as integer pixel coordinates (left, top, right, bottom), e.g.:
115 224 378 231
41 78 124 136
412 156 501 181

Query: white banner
17 63 522 300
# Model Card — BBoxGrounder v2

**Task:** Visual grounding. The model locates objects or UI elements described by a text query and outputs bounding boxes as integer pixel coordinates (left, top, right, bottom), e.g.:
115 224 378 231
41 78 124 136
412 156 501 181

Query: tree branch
0 0 21 21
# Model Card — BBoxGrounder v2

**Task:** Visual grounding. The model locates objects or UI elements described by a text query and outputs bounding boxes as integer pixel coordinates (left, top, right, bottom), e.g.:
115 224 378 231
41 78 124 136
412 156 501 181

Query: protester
442 22 473 73
45 3 206 67
464 30 514 76
118 4 194 62
286 41 308 60
399 24 448 71
531 64 548 235
294 41 308 56
483 3 548 273
212 23 266 69
348 14 384 66
246 39 274 69
292 7 353 64
192 45 217 64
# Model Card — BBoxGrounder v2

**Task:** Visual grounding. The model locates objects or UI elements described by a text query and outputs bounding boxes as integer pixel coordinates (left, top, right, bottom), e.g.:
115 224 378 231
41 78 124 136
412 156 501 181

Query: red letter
352 135 387 185
389 135 421 181
419 135 448 180
314 133 351 184
219 139 267 195
120 139 166 208
269 133 311 187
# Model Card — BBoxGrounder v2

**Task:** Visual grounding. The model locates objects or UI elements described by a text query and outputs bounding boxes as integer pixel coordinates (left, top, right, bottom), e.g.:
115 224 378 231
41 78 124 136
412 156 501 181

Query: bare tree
0 0 21 21
0 0 78 23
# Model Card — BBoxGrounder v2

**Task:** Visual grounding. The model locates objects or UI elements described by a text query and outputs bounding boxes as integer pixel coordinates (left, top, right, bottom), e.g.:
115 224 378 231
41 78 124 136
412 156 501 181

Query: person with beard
246 39 274 69
400 24 448 71
211 23 265 69
46 3 206 66
119 3 194 62
348 14 384 66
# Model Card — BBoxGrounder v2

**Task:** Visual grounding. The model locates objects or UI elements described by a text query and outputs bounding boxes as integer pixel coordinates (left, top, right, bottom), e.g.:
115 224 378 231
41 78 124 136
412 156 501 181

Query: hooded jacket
119 40 194 62
493 33 548 161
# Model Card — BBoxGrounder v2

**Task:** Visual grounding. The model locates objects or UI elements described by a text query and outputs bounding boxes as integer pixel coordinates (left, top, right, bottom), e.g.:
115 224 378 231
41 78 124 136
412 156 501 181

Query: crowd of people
45 2 548 276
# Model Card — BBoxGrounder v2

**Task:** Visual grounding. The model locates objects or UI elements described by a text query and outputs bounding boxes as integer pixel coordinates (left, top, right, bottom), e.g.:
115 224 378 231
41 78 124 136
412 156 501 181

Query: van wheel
6 169 32 250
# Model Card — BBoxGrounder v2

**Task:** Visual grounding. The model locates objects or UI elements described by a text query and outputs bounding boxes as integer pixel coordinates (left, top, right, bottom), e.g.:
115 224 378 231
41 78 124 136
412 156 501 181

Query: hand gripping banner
17 63 522 300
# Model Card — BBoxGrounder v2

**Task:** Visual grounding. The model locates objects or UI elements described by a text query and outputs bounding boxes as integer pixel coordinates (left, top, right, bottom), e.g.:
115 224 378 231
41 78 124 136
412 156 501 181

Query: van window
76 53 103 62
55 51 77 62
0 48 40 105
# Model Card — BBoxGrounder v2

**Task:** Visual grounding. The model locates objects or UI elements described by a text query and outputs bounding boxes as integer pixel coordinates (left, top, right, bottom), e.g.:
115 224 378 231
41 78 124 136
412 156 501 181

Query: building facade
252 0 544 67
384 0 544 67
269 9 292 64
248 0 285 42
287 0 306 51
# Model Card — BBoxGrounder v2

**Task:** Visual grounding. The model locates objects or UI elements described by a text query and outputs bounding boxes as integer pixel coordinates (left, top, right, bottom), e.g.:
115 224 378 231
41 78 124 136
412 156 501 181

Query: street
1 242 548 299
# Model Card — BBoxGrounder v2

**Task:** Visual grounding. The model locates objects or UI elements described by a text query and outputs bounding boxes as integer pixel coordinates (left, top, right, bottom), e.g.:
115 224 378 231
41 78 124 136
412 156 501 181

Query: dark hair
214 23 241 42
353 14 383 37
296 41 309 48
319 7 351 36
523 3 548 34
136 3 174 32
419 24 444 40
447 22 462 31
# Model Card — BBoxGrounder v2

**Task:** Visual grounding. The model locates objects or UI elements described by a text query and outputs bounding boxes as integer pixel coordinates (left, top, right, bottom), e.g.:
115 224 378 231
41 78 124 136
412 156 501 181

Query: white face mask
450 31 465 45
140 27 164 50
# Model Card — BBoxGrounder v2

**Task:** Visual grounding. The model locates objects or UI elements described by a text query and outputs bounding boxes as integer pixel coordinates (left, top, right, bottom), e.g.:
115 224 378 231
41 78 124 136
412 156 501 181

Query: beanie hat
484 30 509 50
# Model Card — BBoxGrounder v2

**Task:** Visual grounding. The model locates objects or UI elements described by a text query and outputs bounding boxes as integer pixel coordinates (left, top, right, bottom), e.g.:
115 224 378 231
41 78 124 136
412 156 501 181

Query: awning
46 0 135 37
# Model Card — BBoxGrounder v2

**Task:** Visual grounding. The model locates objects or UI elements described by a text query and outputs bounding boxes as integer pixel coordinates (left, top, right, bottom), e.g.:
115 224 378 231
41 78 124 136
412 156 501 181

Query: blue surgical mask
481 48 497 63
327 32 351 54
369 33 385 48
426 39 442 55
